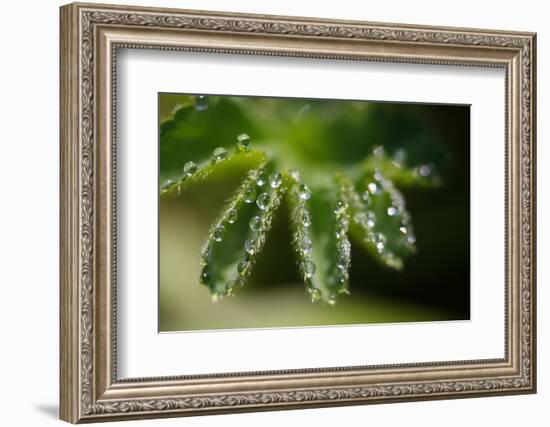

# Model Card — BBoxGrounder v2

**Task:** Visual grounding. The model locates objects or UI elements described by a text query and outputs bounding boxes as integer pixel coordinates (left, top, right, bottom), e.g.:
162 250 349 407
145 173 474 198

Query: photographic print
60 4 536 421
159 94 470 331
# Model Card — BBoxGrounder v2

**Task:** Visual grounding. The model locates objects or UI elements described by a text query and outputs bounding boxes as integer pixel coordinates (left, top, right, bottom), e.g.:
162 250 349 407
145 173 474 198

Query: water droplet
213 225 224 242
288 168 300 181
227 209 238 224
375 233 386 253
372 145 385 157
195 95 208 111
327 294 336 305
374 169 383 181
213 147 227 162
407 235 416 245
236 133 251 151
302 212 311 227
255 171 267 186
304 260 316 278
183 161 197 177
302 236 313 254
269 172 282 188
354 212 367 226
200 269 210 285
399 226 408 234
243 187 257 203
341 240 351 256
256 193 270 210
367 211 376 228
334 200 345 214
162 179 175 190
298 184 311 200
244 239 255 254
393 148 407 166
308 287 321 302
337 256 347 270
249 215 262 231
368 182 382 195
361 191 370 204
237 259 249 274
387 206 398 216
418 164 432 177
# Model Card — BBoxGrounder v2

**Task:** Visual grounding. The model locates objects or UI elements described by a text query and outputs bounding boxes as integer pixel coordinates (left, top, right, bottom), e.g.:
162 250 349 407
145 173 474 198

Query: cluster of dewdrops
332 194 351 300
287 170 320 302
176 97 431 301
349 146 419 268
199 133 288 299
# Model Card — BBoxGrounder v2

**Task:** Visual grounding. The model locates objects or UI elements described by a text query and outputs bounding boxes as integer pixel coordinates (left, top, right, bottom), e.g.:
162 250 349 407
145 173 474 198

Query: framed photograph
60 2 537 423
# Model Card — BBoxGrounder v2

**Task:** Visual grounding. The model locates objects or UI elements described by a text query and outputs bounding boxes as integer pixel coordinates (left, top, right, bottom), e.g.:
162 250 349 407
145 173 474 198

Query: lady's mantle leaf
199 164 284 300
286 172 351 304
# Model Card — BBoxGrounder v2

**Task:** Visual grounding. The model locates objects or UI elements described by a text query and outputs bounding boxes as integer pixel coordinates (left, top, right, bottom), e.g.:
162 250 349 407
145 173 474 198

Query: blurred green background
159 94 470 332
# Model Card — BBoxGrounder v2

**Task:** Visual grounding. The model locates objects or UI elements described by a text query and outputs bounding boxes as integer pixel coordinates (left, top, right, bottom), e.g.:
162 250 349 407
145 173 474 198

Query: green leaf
199 164 284 299
342 170 416 270
286 173 351 304
159 95 453 304
359 145 442 188
160 95 262 181
160 148 266 196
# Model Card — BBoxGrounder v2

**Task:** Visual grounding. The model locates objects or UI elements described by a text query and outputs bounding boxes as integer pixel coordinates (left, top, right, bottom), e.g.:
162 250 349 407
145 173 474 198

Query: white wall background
0 0 545 425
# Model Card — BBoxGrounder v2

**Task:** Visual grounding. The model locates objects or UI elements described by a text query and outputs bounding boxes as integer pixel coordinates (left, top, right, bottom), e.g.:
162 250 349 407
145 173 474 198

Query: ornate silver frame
60 2 537 423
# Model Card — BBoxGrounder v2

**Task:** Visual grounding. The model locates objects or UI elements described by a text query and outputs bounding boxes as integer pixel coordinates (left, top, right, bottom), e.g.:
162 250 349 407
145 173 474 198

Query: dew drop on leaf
237 259 249 274
372 145 385 157
418 164 432 177
334 200 345 214
367 211 376 228
368 182 381 195
288 168 300 181
256 193 270 210
213 225 225 242
213 147 228 162
249 215 262 231
393 148 407 166
195 95 208 111
269 172 282 188
302 212 311 227
298 184 311 200
162 179 174 188
183 161 197 177
302 236 313 254
308 287 321 302
236 133 251 151
387 206 398 216
304 260 316 278
244 238 256 255
227 209 238 224
243 187 257 204
256 171 267 186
